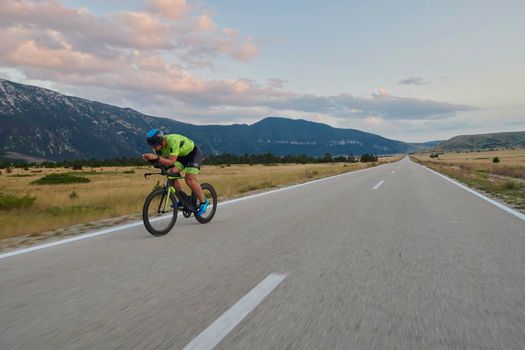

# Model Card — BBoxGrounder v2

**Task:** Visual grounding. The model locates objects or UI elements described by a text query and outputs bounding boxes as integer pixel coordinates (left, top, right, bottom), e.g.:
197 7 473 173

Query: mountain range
2 78 522 162
0 78 419 161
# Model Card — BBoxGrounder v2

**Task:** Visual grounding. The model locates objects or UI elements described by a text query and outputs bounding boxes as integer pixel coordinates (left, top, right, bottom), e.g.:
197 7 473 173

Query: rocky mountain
1 78 414 161
437 131 525 151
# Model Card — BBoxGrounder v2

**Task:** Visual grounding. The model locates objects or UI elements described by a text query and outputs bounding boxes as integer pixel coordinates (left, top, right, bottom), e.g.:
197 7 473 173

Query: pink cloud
0 0 258 59
223 27 238 36
146 0 190 20
196 14 215 32
118 12 173 49
234 37 258 61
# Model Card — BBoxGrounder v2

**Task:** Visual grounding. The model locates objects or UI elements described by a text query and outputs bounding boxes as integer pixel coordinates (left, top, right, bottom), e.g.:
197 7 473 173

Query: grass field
411 149 525 212
0 158 400 241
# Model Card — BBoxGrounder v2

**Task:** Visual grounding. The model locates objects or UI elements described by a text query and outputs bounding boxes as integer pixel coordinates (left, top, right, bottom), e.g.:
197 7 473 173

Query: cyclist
142 129 209 215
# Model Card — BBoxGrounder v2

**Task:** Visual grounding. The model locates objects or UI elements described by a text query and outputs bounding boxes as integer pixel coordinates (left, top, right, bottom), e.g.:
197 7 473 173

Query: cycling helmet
146 128 164 145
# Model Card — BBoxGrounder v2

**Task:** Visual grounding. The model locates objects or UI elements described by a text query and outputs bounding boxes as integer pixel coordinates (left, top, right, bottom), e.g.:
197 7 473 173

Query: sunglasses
147 141 162 146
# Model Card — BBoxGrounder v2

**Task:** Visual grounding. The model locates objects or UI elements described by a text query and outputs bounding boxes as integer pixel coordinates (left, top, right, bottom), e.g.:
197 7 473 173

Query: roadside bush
123 169 135 174
0 192 36 210
69 190 79 199
31 173 91 185
72 165 83 170
360 154 378 162
347 155 358 163
502 181 517 190
492 157 500 163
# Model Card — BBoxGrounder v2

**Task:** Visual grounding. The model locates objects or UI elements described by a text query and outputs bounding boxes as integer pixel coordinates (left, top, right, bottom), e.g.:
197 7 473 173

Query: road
1 157 524 349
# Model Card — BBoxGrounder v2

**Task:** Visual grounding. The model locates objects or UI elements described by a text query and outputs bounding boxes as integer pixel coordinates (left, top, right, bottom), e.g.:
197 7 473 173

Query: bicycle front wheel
142 188 178 236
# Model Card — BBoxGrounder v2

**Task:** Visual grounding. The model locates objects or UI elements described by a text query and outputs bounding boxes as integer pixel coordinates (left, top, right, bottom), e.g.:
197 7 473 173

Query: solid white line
0 221 144 260
416 161 525 221
372 180 385 190
182 273 286 350
0 160 399 260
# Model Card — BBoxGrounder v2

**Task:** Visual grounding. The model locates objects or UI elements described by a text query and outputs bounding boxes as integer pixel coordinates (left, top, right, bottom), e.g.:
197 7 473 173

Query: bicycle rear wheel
194 183 217 224
142 188 178 236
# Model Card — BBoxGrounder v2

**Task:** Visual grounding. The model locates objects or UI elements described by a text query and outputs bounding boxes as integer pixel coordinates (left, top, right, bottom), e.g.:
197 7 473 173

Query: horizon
1 0 524 142
2 76 525 145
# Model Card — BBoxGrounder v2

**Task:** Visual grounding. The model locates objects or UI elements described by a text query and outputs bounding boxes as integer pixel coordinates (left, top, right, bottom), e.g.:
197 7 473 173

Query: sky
0 0 524 142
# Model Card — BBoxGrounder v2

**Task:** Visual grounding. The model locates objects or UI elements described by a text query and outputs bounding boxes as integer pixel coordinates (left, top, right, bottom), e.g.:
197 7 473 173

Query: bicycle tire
194 183 217 224
142 188 178 236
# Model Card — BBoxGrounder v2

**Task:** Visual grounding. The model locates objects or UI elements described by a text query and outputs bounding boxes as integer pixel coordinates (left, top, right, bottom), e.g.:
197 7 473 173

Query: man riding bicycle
142 129 209 215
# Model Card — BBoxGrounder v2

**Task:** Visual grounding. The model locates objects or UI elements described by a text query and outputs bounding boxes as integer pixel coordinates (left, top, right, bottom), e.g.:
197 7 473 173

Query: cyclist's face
152 143 162 151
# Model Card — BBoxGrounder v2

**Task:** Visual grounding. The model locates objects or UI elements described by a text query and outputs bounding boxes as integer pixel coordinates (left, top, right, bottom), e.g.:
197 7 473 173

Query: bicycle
142 163 217 236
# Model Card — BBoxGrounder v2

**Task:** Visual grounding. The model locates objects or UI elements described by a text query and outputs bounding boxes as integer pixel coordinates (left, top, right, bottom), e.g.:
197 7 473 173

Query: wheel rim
146 191 175 232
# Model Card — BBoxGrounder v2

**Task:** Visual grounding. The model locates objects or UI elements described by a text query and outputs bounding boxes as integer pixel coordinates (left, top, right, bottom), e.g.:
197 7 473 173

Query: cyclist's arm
155 154 180 170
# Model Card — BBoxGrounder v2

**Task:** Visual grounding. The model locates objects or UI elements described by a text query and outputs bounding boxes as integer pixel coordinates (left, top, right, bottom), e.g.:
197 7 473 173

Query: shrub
123 169 135 174
430 153 439 158
0 192 36 210
305 170 319 178
69 190 79 199
31 173 91 185
72 165 83 170
492 157 500 163
502 181 517 190
360 154 378 162
347 155 357 163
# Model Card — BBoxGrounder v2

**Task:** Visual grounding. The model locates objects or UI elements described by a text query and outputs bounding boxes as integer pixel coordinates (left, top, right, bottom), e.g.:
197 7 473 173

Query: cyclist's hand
142 153 158 161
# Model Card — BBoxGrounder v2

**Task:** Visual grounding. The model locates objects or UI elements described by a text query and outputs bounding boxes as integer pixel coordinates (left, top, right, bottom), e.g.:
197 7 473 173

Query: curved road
1 158 524 349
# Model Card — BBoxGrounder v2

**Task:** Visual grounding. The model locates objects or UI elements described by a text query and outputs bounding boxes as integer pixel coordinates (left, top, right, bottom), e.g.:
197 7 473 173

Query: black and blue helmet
146 128 164 145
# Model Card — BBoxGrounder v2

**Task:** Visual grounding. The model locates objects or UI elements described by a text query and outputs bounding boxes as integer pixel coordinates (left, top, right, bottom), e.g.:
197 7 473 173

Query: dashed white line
391 170 396 174
182 273 286 350
372 180 385 190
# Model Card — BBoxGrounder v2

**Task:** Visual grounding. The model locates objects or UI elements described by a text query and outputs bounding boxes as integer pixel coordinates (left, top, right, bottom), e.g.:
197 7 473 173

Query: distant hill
1 78 415 161
408 140 444 151
438 131 525 151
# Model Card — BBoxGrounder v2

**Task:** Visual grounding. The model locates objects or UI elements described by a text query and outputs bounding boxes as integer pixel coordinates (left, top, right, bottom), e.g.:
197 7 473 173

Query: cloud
196 14 215 32
0 1 475 129
146 0 190 20
0 0 258 61
260 92 474 120
398 76 429 85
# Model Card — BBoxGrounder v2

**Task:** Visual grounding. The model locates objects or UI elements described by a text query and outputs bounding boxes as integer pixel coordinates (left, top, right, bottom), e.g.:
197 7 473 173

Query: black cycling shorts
176 145 202 174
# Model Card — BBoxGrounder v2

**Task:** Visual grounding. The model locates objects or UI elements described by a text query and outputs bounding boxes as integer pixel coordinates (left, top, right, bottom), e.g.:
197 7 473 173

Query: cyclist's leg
185 173 204 202
171 161 185 192
183 146 204 202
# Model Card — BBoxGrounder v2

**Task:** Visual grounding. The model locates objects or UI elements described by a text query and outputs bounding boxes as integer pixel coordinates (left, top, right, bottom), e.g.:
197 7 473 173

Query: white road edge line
372 180 385 190
416 161 525 221
181 273 286 350
0 160 399 260
391 170 395 174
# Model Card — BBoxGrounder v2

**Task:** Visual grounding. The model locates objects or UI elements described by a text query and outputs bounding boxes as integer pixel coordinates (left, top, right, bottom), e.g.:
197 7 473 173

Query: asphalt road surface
1 157 524 349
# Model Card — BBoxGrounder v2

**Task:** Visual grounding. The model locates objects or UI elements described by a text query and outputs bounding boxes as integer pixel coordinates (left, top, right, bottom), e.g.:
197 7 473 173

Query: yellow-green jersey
159 134 195 158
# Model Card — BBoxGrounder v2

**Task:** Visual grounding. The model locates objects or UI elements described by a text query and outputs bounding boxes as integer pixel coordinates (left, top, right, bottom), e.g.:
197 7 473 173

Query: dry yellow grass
411 148 525 211
0 157 400 240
